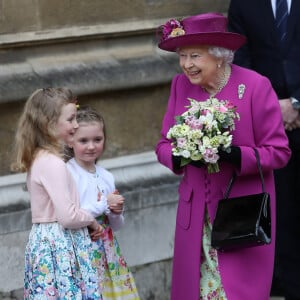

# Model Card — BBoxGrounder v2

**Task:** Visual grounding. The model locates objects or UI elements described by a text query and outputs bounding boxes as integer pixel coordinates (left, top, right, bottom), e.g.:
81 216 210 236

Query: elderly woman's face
178 45 220 88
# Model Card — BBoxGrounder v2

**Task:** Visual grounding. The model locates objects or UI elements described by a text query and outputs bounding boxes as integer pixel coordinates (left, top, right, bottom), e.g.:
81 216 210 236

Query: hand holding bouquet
167 97 240 173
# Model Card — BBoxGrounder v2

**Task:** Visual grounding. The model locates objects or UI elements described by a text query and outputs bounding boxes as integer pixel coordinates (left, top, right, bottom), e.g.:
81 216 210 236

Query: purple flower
160 19 185 41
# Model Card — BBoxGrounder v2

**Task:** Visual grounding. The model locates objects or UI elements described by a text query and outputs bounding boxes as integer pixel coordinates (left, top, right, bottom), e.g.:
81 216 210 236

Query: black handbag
211 148 271 252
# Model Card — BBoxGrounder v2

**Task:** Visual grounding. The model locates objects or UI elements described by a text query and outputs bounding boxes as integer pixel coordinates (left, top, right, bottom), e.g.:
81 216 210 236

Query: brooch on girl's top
238 84 246 99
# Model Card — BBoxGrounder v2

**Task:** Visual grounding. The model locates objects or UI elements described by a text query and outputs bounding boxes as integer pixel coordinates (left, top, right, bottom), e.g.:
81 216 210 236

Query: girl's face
72 121 105 170
178 45 220 89
55 103 78 145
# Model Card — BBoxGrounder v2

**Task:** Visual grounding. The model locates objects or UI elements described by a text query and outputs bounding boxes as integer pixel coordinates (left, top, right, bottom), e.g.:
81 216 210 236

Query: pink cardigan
27 151 96 229
156 64 291 300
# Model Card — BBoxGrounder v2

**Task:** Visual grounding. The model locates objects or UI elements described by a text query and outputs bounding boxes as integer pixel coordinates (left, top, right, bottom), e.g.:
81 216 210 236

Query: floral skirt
200 211 227 300
93 216 140 300
24 223 101 300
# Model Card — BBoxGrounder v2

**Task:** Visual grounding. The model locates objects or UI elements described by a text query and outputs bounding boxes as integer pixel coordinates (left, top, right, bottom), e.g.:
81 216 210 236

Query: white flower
181 149 191 158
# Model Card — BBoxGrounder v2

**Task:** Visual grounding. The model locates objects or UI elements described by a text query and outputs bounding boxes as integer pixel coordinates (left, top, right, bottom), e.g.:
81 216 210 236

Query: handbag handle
224 148 265 199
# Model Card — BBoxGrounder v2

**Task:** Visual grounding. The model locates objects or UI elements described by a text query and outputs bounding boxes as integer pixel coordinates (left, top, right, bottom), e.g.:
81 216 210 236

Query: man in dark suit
228 1 300 299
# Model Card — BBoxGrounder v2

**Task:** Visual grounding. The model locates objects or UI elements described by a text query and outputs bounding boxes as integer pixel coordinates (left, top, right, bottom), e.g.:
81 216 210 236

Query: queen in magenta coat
155 13 291 300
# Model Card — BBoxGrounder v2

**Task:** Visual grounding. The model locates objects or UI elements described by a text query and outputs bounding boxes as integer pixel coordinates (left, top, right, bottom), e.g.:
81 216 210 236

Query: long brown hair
12 87 77 172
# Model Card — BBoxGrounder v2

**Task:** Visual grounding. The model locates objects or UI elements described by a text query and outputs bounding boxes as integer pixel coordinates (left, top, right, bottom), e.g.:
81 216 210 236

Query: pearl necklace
204 64 231 98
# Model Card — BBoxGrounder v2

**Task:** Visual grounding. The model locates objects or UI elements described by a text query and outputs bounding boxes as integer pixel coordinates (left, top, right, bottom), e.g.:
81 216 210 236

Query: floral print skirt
200 211 227 300
93 215 140 300
24 223 101 300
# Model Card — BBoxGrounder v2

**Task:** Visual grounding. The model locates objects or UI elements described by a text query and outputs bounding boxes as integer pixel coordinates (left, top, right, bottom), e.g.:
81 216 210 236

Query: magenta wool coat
156 64 291 300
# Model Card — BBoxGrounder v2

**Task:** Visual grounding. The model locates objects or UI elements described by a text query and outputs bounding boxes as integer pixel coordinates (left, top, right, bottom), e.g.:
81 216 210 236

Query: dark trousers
273 148 300 300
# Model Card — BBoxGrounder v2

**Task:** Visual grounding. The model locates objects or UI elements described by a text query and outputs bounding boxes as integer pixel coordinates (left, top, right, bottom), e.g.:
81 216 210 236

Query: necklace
204 64 231 98
88 167 99 178
74 158 96 174
87 167 96 174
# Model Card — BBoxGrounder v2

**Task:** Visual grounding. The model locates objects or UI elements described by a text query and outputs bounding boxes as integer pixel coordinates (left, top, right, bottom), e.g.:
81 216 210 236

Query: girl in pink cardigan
12 88 103 299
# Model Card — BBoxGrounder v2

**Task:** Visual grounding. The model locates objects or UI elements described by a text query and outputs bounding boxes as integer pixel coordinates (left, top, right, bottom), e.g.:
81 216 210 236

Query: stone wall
0 0 228 34
0 0 230 176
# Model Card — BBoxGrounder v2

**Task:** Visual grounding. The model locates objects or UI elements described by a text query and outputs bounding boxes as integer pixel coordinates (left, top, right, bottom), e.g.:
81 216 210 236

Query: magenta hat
158 12 246 52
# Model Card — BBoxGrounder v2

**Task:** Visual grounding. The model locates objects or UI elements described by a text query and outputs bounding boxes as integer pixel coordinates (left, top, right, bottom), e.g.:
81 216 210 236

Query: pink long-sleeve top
27 151 97 229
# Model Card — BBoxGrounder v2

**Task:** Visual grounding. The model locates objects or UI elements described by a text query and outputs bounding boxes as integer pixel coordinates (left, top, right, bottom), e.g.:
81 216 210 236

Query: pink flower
203 149 219 163
190 119 203 130
225 101 236 109
185 115 196 124
218 104 228 113
200 109 210 116
45 287 58 299
119 256 127 267
177 137 187 148
185 115 203 129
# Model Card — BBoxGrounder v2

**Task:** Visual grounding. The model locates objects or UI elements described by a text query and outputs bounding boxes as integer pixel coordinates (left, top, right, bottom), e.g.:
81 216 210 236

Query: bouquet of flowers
167 97 240 173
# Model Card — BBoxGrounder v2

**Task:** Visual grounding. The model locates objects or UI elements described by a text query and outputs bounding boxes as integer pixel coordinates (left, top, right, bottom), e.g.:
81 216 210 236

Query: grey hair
208 47 234 64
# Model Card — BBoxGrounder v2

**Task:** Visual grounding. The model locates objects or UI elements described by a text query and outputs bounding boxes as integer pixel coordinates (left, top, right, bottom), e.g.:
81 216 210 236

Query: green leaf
180 157 190 167
175 115 184 124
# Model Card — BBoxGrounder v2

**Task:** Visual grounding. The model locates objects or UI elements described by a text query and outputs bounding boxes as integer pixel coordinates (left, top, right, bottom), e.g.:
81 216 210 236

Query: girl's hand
110 202 124 214
107 190 124 214
88 223 105 241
